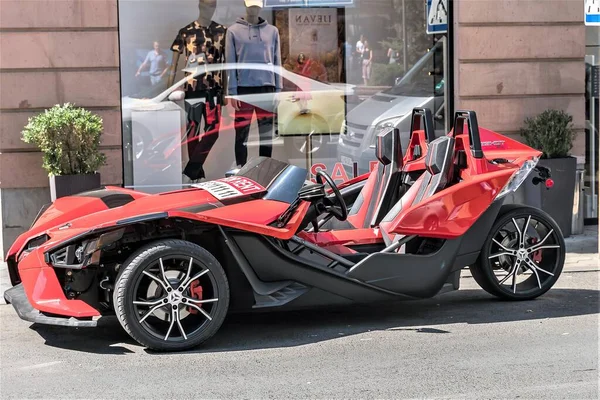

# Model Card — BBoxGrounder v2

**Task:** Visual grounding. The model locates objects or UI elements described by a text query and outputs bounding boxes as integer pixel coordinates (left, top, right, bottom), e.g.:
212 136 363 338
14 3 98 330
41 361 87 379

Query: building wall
453 0 586 162
0 0 122 257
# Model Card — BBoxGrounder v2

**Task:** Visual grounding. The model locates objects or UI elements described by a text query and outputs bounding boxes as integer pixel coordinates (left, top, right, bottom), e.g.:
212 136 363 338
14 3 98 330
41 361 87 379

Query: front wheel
469 206 565 300
114 239 230 351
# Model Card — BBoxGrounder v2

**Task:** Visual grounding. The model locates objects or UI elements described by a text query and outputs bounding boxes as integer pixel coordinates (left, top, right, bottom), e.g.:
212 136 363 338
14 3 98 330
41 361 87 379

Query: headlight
18 234 50 262
47 229 125 269
496 158 539 199
369 117 404 148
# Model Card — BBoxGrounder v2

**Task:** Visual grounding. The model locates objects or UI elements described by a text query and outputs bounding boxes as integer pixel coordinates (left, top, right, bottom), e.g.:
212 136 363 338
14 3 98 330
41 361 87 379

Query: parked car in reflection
122 62 354 153
337 40 445 174
120 63 354 190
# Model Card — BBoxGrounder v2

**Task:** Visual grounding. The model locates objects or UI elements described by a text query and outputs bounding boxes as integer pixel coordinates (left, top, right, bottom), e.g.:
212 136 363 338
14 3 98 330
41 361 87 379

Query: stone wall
0 0 122 257
453 0 586 162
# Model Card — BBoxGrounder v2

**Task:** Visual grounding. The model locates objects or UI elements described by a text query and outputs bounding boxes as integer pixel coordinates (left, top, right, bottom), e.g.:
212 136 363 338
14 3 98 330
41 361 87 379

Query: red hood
6 187 221 260
7 175 269 260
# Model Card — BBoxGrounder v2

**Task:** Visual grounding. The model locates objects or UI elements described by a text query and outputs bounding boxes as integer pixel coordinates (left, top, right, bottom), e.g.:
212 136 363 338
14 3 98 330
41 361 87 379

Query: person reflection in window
293 53 327 82
135 41 170 86
362 39 373 86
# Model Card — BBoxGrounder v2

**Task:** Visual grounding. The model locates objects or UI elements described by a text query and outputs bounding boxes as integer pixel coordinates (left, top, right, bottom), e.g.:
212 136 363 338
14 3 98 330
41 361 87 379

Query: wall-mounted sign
426 0 448 34
586 0 600 25
592 65 600 97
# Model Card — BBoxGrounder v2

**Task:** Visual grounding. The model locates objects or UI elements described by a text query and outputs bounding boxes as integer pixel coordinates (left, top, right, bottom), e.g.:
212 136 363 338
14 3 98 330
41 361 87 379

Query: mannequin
225 0 282 167
169 0 228 183
168 0 216 88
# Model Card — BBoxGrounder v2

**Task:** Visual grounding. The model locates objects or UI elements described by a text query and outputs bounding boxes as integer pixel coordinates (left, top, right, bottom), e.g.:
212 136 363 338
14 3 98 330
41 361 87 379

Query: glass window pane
118 0 446 191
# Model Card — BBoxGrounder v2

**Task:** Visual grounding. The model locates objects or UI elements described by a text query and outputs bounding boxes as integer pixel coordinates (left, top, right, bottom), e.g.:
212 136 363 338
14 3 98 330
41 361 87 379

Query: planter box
507 157 577 237
50 173 101 201
538 157 577 237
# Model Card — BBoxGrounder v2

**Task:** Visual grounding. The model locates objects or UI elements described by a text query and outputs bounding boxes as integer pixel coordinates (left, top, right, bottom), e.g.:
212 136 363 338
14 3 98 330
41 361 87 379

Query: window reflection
118 0 446 192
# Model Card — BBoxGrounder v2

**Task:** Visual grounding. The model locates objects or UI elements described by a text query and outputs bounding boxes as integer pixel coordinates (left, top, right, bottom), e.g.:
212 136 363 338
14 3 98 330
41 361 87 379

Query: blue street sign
586 0 600 26
427 0 448 35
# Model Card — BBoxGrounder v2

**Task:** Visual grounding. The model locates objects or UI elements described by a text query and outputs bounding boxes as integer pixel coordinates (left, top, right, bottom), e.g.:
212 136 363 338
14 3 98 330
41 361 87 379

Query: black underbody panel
219 199 506 309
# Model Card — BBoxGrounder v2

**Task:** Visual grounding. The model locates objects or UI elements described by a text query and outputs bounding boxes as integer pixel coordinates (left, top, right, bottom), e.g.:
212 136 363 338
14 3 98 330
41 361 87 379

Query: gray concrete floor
1 269 598 399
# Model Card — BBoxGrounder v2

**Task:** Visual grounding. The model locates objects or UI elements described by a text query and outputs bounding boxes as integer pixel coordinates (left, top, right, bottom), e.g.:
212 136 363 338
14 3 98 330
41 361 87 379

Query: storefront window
118 0 446 192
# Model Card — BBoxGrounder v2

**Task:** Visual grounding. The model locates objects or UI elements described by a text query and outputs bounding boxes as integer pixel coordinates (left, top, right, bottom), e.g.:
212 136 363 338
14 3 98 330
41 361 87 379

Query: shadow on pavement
27 287 598 355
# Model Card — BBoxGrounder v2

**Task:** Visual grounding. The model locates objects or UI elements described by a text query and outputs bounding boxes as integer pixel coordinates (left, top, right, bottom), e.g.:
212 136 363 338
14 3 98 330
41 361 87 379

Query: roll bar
409 107 436 144
452 110 484 159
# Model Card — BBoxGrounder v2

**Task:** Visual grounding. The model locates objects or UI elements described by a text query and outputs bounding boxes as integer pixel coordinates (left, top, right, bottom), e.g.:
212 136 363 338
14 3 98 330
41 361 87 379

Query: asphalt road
1 271 598 399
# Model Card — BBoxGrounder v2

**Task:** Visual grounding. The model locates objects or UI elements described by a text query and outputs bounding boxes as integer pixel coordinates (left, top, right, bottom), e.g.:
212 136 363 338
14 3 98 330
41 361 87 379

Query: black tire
469 206 565 300
114 239 229 351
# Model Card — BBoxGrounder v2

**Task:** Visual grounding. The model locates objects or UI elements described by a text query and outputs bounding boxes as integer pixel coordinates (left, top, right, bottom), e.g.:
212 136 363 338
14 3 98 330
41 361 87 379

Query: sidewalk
563 225 599 272
0 227 598 305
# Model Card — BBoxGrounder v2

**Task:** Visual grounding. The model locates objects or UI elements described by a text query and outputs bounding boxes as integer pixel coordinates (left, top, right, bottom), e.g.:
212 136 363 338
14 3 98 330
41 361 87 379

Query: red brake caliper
188 280 203 314
530 238 543 263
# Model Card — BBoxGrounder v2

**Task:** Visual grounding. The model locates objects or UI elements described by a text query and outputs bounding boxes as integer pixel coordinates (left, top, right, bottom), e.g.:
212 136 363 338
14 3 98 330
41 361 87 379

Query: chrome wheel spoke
178 269 209 292
164 308 177 340
528 244 560 253
489 251 512 259
525 259 542 289
185 297 218 305
133 298 165 307
511 265 518 293
181 257 193 287
492 239 514 253
512 218 523 246
525 258 555 277
527 229 555 252
142 270 169 292
187 302 213 321
498 261 518 285
158 258 172 289
521 215 531 246
175 308 187 340
139 303 165 323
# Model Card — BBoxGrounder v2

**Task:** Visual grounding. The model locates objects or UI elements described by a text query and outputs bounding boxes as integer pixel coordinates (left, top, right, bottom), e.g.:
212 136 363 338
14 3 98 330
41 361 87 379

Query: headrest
425 136 455 175
375 127 402 166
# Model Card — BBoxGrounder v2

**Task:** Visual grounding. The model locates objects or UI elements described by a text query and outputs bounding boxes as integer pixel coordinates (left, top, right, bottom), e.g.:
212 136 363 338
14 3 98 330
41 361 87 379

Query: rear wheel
114 239 229 351
469 206 565 300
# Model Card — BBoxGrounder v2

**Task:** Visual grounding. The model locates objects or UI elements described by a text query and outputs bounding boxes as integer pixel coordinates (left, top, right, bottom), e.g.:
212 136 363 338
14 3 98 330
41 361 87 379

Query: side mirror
168 90 185 102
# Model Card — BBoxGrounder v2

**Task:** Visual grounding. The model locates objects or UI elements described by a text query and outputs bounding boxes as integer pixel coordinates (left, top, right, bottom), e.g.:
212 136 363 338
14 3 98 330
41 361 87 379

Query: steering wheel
316 170 348 221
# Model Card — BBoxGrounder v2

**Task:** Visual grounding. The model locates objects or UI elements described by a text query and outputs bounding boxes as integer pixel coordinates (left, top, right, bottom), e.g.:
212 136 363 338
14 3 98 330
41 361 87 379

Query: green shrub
520 109 576 159
370 62 404 86
22 103 106 175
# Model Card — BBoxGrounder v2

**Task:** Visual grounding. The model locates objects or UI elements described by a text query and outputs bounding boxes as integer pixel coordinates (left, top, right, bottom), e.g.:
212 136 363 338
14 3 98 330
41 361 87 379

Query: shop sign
585 0 600 26
426 0 448 34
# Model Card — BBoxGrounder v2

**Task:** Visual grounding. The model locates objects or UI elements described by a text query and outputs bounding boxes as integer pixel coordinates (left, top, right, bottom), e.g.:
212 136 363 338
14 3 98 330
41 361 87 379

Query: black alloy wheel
114 239 229 351
470 206 565 300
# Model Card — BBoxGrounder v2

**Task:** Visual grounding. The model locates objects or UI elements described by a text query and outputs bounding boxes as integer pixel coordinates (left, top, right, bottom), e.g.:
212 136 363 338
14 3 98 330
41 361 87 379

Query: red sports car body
4 109 565 351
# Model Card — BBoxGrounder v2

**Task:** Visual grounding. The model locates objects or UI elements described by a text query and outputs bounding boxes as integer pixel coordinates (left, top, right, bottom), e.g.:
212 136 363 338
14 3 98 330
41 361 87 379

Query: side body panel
389 169 513 238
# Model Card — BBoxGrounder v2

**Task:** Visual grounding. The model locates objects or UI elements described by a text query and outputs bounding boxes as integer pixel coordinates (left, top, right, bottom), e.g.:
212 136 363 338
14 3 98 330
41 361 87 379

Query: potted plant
521 109 577 236
22 103 106 201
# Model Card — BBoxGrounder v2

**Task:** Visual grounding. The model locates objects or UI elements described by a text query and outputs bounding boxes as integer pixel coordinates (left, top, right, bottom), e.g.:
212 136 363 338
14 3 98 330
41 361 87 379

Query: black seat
344 126 404 228
418 135 456 201
379 135 455 237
